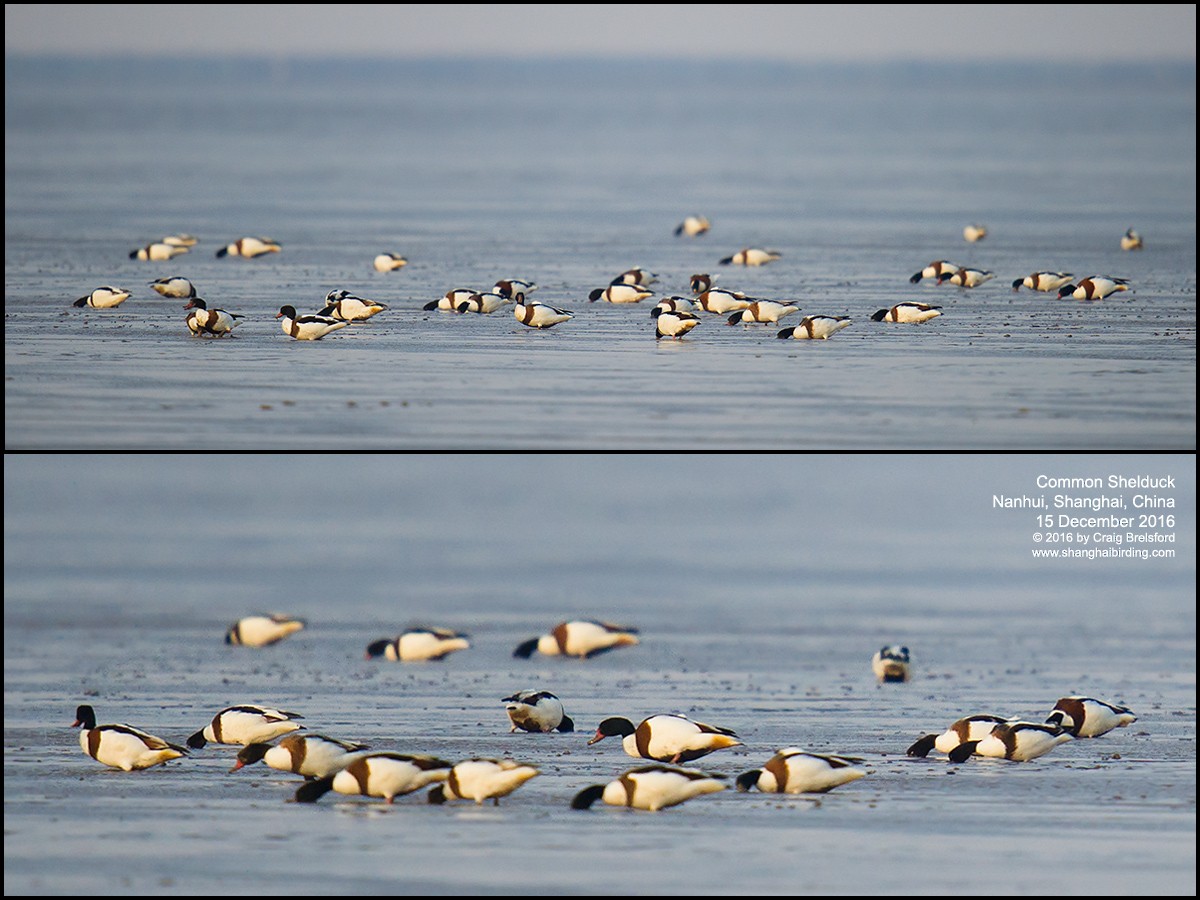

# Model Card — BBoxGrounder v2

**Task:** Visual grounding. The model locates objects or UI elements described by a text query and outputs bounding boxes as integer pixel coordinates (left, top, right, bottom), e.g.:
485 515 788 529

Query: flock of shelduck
906 696 1138 764
70 222 1141 346
72 611 1141 818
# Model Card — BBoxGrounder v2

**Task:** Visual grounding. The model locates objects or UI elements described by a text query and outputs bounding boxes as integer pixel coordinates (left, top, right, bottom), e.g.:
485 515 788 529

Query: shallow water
3 455 1195 894
3 59 1196 449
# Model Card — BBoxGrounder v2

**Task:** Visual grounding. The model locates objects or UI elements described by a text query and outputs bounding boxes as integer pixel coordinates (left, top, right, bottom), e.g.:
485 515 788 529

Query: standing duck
150 276 197 298
216 237 281 258
276 305 348 340
225 613 306 647
187 705 304 749
502 690 575 733
587 713 741 764
494 278 538 299
936 267 995 288
373 253 408 272
427 758 540 806
1012 272 1074 293
73 286 131 309
231 733 370 778
130 241 189 261
73 705 188 771
736 748 866 794
610 267 658 286
1120 228 1143 251
424 288 477 311
320 290 389 321
572 765 727 811
1056 277 1131 300
720 248 781 266
589 283 654 304
185 298 243 337
906 714 1013 758
909 260 960 284
693 288 752 314
456 291 513 314
726 300 800 325
294 752 453 803
870 303 942 323
777 315 852 340
364 627 470 662
513 620 639 659
655 310 702 340
674 216 711 237
514 293 573 329
872 645 911 682
948 721 1073 763
1044 697 1137 738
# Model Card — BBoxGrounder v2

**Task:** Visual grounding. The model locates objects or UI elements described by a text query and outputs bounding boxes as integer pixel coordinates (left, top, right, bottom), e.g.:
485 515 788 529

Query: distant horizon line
5 51 1196 66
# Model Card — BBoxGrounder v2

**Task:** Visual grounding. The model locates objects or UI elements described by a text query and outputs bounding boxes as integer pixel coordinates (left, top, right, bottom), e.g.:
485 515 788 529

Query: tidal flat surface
4 455 1195 894
4 59 1195 449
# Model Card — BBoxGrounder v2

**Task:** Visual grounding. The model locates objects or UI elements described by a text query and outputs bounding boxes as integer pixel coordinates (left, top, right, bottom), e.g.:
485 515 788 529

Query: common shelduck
149 276 197 298
294 752 452 804
216 237 281 258
936 267 995 288
320 290 388 321
1056 277 1131 300
494 278 538 299
72 705 188 771
572 765 727 811
231 733 370 778
424 288 477 311
611 267 658 286
906 714 1013 758
503 690 575 733
870 303 942 323
513 620 639 659
674 216 712 237
187 705 304 749
872 645 910 682
514 293 573 329
948 721 1072 762
1044 697 1137 738
589 283 654 303
690 273 717 294
694 288 752 314
656 310 701 340
161 234 198 248
225 613 306 647
185 298 243 337
428 758 540 806
1012 272 1074 293
736 748 866 794
588 713 741 764
276 305 348 340
909 260 960 284
73 286 131 309
777 315 852 340
652 296 698 317
373 252 408 272
456 291 513 314
720 248 781 266
726 300 800 325
963 224 988 243
1120 228 1143 251
364 627 470 662
130 241 188 261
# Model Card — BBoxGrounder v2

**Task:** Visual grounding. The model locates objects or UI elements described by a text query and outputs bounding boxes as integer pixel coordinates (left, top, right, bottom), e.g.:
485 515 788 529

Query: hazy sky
5 4 1196 62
